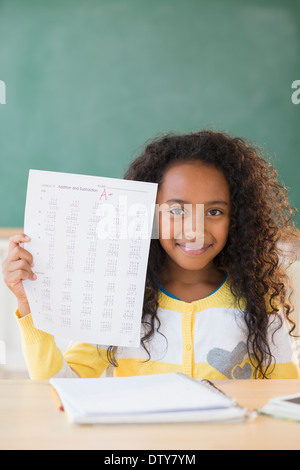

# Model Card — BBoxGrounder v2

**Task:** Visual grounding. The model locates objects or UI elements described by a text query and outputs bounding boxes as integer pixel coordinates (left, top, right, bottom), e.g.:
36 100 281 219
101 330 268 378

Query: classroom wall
0 0 299 228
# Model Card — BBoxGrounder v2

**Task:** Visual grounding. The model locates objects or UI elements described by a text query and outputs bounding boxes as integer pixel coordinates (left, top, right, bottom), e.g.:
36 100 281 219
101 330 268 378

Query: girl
3 130 300 380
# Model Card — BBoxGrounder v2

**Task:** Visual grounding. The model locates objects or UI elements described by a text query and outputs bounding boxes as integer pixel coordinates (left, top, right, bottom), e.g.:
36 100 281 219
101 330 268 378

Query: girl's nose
184 204 204 241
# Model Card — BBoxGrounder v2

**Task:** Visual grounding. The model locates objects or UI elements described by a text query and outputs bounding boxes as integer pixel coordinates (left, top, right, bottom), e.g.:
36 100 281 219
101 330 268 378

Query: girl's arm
16 312 73 379
16 312 109 379
2 234 109 379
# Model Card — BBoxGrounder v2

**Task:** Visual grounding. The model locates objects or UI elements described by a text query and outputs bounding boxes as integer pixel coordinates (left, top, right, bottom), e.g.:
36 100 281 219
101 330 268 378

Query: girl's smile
176 242 212 256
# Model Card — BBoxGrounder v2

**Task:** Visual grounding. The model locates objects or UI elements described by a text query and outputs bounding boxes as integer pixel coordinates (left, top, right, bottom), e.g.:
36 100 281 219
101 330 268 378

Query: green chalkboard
0 0 299 227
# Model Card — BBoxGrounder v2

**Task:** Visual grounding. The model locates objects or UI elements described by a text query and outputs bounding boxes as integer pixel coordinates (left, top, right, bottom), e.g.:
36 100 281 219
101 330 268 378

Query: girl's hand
2 233 36 317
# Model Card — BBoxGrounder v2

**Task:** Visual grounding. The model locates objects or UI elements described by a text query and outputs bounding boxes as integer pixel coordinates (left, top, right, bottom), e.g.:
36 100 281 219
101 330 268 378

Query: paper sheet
23 169 157 347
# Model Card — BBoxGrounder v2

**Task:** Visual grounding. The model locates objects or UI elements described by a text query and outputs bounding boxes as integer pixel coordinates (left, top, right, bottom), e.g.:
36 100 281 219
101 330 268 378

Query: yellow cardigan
16 275 300 380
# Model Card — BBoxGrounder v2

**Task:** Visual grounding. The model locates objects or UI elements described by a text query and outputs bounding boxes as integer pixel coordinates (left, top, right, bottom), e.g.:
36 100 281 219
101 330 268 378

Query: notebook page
23 169 157 347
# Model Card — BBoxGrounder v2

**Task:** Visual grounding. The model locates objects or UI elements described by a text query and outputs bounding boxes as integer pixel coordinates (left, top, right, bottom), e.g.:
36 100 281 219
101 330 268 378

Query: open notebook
50 373 253 424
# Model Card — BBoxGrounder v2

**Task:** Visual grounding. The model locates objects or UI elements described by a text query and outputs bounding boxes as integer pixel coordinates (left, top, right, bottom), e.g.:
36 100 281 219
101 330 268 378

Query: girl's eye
207 209 223 216
169 207 184 216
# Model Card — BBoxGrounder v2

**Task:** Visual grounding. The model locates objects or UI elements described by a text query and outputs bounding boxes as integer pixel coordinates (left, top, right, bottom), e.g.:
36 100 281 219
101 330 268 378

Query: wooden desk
0 379 300 450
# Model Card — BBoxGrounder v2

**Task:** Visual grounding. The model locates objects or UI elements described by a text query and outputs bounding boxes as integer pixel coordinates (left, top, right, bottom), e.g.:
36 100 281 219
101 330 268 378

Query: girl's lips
176 243 212 256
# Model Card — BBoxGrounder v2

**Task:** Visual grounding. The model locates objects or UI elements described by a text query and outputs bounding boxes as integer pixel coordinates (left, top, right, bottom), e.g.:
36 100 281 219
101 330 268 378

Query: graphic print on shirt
207 341 253 379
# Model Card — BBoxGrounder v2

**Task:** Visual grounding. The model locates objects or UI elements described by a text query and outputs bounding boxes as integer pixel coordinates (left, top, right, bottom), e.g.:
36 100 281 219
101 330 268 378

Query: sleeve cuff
15 310 53 345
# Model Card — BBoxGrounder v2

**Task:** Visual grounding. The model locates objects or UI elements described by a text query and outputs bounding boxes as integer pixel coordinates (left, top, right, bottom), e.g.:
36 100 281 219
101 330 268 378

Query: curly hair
106 130 300 378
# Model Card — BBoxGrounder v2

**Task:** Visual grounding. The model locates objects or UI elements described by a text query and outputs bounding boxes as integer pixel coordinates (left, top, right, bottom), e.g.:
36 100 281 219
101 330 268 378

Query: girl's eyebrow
165 198 229 205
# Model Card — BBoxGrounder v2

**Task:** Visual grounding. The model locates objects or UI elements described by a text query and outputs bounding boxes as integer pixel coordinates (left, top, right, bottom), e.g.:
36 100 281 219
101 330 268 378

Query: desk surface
1 379 300 450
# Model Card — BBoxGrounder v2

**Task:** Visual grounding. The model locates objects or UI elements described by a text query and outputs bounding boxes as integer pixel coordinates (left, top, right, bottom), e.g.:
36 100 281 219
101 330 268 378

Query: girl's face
156 161 231 273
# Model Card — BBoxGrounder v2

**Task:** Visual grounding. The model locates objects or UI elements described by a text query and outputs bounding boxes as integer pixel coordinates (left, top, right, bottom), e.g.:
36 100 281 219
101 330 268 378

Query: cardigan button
184 304 194 313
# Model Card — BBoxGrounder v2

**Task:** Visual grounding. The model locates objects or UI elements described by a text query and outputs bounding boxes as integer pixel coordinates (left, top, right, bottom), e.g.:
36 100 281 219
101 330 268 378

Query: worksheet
23 170 157 347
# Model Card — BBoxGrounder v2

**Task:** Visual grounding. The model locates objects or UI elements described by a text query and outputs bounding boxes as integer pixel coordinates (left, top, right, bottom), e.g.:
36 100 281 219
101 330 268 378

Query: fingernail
32 274 37 280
